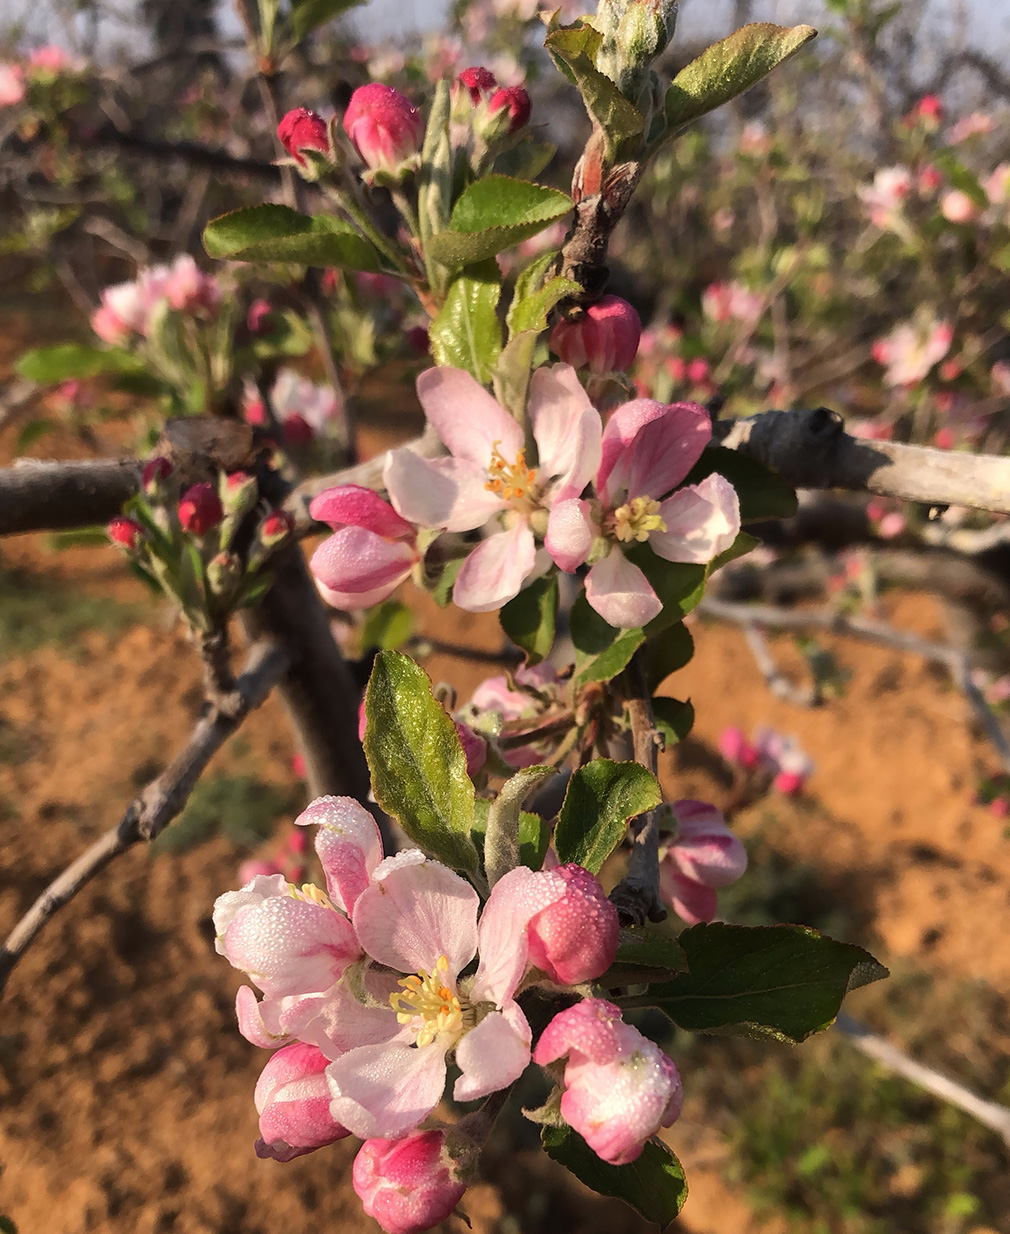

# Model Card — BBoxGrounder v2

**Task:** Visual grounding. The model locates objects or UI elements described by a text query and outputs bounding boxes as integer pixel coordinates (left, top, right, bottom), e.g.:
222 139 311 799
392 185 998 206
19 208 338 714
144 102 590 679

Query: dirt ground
1 359 1009 1232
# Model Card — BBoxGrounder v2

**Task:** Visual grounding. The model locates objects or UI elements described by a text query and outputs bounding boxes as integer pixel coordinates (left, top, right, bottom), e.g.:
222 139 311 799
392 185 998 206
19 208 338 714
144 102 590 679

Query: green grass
0 563 145 656
151 772 302 854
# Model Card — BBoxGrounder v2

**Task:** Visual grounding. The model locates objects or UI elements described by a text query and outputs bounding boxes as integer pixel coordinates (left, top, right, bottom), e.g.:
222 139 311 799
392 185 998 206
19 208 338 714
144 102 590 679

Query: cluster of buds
91 254 221 346
106 456 294 633
720 726 814 796
215 795 684 1232
593 0 680 107
451 65 532 171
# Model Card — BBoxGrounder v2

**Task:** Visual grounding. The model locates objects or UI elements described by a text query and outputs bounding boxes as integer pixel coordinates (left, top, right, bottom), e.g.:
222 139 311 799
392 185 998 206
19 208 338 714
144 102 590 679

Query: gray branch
0 457 141 535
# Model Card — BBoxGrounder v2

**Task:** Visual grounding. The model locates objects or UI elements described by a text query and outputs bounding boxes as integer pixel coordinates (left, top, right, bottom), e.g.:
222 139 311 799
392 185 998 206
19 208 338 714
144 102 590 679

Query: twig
834 1012 1010 1152
741 622 819 707
609 657 667 926
0 640 288 997
0 457 141 535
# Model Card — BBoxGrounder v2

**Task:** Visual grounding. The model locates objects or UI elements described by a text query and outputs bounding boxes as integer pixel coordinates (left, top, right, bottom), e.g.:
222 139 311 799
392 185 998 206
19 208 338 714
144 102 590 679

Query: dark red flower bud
246 299 274 335
178 482 224 535
488 86 531 134
107 516 145 550
260 509 295 548
457 66 496 104
282 413 315 447
278 108 330 167
141 456 172 496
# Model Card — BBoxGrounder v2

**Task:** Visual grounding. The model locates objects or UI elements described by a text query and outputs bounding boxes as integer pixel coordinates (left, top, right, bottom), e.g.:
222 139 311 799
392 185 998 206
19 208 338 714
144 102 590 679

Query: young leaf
484 764 557 886
15 343 142 383
507 275 581 338
289 0 364 40
545 25 647 157
518 809 551 871
427 177 572 267
500 575 558 666
682 447 798 521
555 759 662 873
652 697 694 746
638 622 694 694
359 598 414 652
570 592 645 686
643 922 888 1043
363 651 480 876
600 923 689 986
663 23 817 135
203 205 382 271
541 1126 688 1226
429 264 502 384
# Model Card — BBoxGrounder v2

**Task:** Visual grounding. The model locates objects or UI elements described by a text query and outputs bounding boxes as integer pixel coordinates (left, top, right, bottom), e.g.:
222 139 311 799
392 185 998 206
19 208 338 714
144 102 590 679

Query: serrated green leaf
203 205 382 271
429 263 502 384
643 922 888 1042
359 598 414 652
290 0 364 40
484 764 557 885
555 759 661 873
15 342 142 383
546 26 647 157
500 575 558 666
427 177 572 267
570 592 645 685
663 23 817 135
363 651 480 876
542 1126 688 1225
607 923 688 978
639 622 694 694
683 446 798 522
508 275 581 338
652 696 694 746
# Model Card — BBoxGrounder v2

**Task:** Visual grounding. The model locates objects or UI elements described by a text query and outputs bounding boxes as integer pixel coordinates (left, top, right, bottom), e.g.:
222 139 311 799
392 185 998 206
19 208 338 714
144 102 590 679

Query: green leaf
601 923 689 985
569 592 645 686
652 696 694 746
500 575 558 666
628 551 707 636
15 342 141 383
290 0 364 40
484 764 557 885
507 275 581 338
359 599 414 652
639 622 694 694
427 177 572 267
363 651 480 876
17 419 57 451
644 922 888 1043
683 447 798 522
542 1126 688 1226
203 204 382 271
663 23 817 135
429 263 502 384
555 759 662 874
546 26 647 157
518 809 550 871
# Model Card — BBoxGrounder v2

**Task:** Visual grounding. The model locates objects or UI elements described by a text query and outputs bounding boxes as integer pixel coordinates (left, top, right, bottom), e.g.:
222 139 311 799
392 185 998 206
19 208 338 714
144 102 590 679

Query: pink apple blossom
524 863 618 984
254 1041 350 1161
353 1131 468 1234
947 111 994 144
701 281 763 325
858 166 913 230
0 63 26 107
278 108 331 167
533 998 683 1164
985 164 1010 207
873 318 953 387
546 399 740 627
27 45 82 75
940 189 979 224
161 253 221 315
309 484 420 610
659 800 747 925
384 364 602 612
463 662 563 768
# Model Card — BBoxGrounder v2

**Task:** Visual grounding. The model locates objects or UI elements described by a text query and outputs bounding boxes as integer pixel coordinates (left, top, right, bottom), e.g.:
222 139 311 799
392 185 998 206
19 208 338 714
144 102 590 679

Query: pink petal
326 1041 447 1139
314 577 404 611
291 981 406 1059
309 484 415 539
667 799 748 888
528 364 602 500
453 522 537 612
453 1005 531 1102
471 865 544 1005
352 851 479 981
310 526 416 599
584 550 662 628
533 998 633 1067
659 865 718 925
295 795 383 914
416 366 523 467
236 984 290 1049
255 1042 349 1159
599 400 711 505
545 498 595 573
652 473 741 564
384 449 504 532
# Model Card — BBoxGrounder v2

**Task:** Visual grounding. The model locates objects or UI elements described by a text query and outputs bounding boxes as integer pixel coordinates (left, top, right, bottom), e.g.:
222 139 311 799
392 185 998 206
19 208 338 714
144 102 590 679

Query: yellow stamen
389 954 465 1047
484 440 537 508
289 882 336 910
611 496 666 543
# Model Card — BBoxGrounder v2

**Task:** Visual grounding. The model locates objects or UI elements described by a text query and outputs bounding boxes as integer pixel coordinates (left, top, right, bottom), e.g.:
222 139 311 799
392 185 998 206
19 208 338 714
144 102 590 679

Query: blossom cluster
91 254 221 345
214 796 685 1233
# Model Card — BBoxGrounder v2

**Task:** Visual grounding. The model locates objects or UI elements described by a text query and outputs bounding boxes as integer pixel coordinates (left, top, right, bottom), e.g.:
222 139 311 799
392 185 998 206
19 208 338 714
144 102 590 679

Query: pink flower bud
526 863 619 984
664 800 748 889
178 482 224 535
142 456 172 496
221 470 258 516
488 85 531 134
353 1131 468 1234
107 516 145 550
457 65 496 104
260 509 295 548
534 999 683 1165
254 1042 349 1162
941 189 979 224
718 726 759 769
549 295 642 375
687 357 711 384
343 84 423 179
934 427 956 450
246 299 274 335
455 721 487 779
90 303 130 345
277 107 330 167
773 770 805 796
0 63 26 108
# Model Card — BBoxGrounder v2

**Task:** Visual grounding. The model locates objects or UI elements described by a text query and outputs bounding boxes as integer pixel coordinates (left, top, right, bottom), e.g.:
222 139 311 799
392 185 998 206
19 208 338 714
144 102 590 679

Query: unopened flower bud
352 1130 468 1234
107 516 145 550
549 295 642 375
206 551 243 596
278 107 331 170
142 455 172 498
254 1042 349 1162
477 85 531 143
526 863 619 984
220 470 258 517
597 0 679 99
178 482 224 535
246 299 274 335
456 65 496 105
259 508 295 548
343 83 423 182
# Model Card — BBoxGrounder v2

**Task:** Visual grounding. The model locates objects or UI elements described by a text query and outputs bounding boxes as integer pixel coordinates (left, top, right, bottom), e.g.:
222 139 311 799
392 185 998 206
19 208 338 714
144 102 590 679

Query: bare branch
834 1012 1010 1151
0 457 141 535
0 640 289 997
741 622 819 707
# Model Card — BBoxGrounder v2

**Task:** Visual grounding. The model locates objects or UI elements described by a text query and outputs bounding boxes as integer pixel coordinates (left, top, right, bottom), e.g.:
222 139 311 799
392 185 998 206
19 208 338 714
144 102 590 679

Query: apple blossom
0 63 26 108
464 662 563 768
107 516 145 550
353 1131 468 1234
549 296 643 375
659 799 747 925
524 863 619 984
533 998 683 1164
384 364 602 612
858 165 912 230
873 318 953 387
308 485 420 610
254 1042 350 1161
940 189 979 224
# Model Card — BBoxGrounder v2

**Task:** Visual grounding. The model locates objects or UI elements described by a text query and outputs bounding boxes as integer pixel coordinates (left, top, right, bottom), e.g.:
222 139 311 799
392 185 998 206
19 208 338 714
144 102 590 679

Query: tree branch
0 457 141 535
0 639 289 997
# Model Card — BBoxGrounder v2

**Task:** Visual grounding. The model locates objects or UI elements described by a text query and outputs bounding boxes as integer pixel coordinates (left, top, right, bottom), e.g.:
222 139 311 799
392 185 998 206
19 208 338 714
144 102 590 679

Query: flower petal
310 527 416 600
308 485 415 539
326 1041 447 1140
452 522 537 612
659 865 718 925
416 366 523 466
545 497 595 573
295 795 384 914
584 550 662 628
471 865 543 1005
652 473 741 564
528 364 602 500
599 400 711 505
384 449 503 532
453 1005 531 1102
352 851 479 981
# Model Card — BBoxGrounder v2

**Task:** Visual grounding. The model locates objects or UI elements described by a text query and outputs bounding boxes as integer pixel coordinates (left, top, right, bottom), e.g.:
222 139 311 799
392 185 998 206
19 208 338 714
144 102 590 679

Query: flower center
289 882 336 910
390 954 466 1047
485 440 538 510
610 496 666 543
